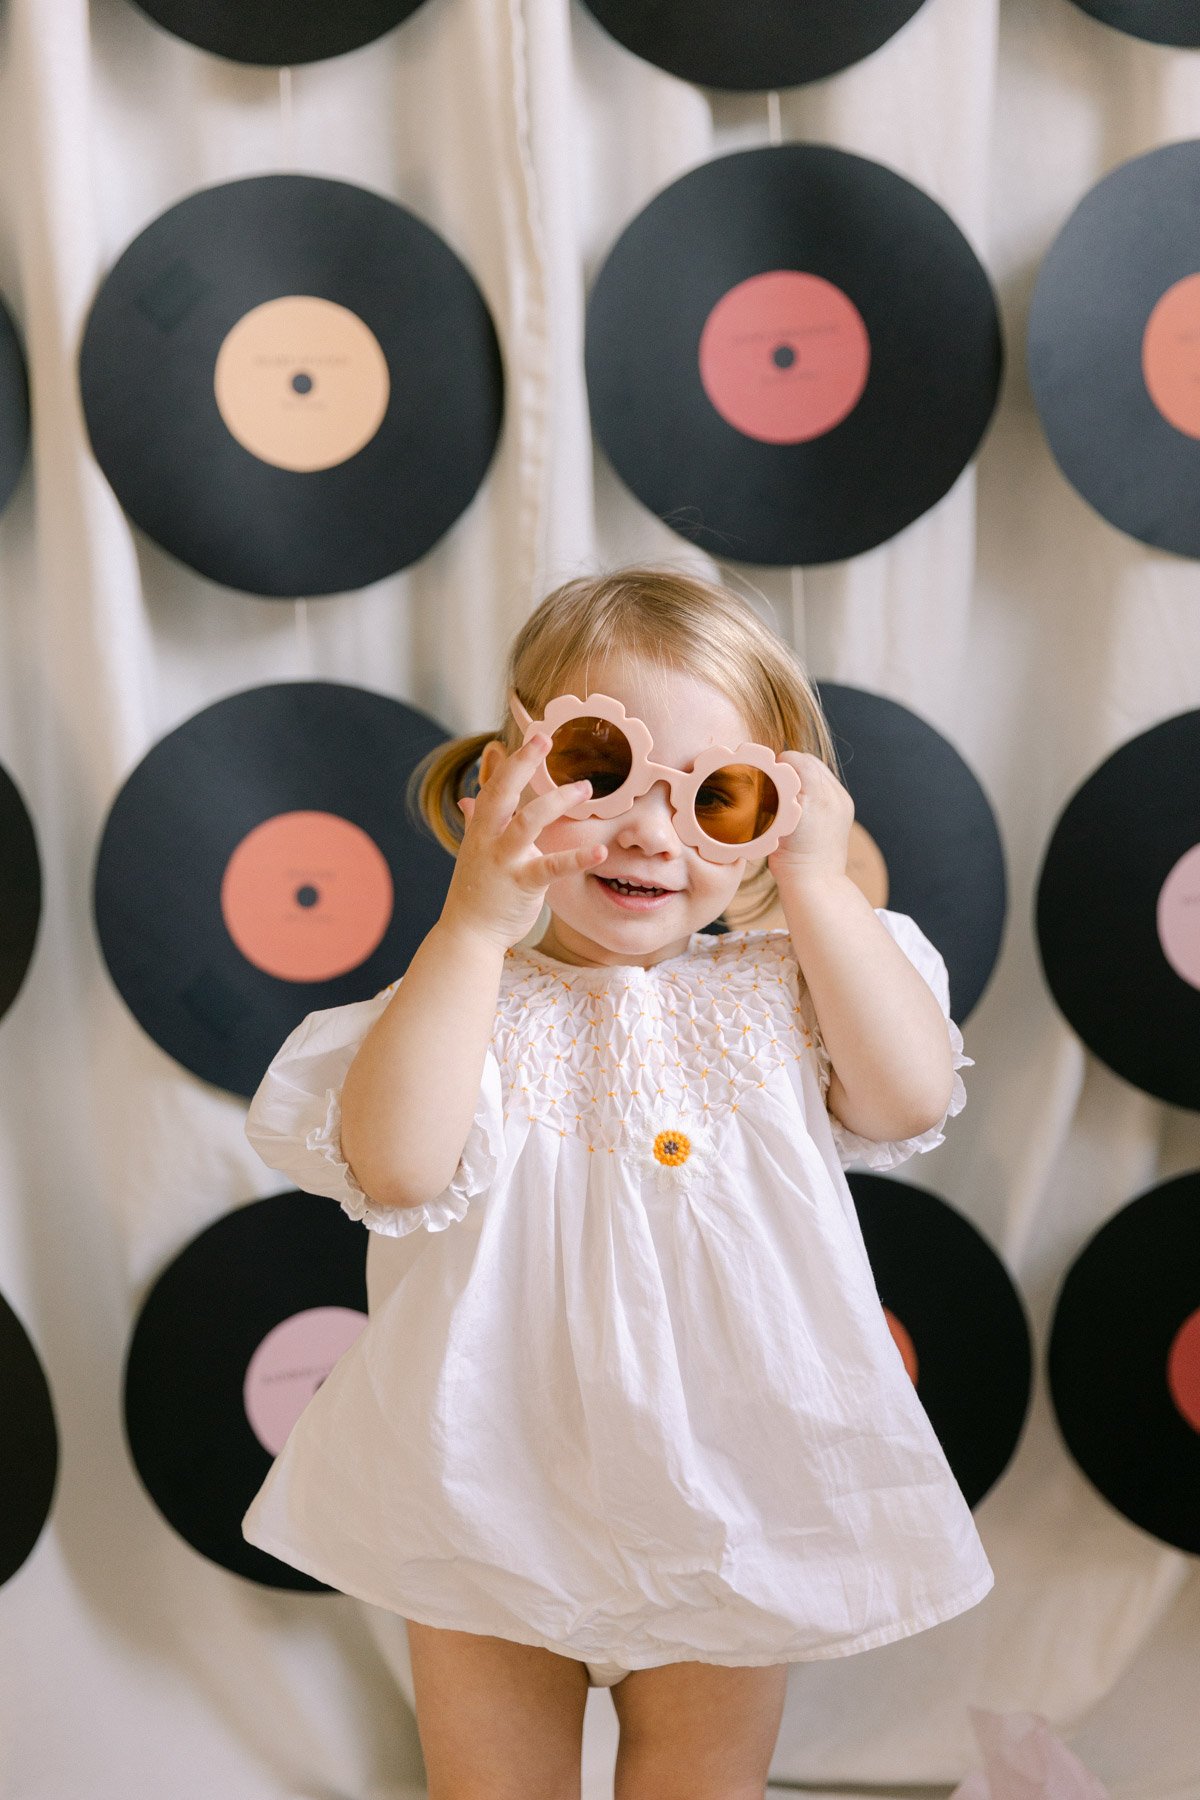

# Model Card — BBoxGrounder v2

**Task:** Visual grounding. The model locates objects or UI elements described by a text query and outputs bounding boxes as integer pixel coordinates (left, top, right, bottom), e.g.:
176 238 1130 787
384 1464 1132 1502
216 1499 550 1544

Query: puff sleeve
805 909 974 1173
244 981 507 1236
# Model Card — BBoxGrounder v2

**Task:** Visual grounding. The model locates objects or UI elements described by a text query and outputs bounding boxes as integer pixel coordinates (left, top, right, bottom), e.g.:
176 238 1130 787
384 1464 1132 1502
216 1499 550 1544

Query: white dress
240 913 994 1669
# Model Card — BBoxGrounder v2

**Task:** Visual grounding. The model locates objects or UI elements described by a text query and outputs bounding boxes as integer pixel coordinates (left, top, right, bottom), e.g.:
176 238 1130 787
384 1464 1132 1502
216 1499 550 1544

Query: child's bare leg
610 1659 789 1800
405 1619 590 1800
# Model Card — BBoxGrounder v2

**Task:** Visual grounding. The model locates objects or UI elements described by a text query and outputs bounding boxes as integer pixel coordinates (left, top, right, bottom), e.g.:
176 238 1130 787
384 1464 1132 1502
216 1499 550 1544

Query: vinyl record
815 683 1005 1021
579 0 929 90
124 1192 368 1586
1066 2 1200 47
586 146 1002 566
0 1291 59 1587
0 296 29 519
0 761 41 1023
1028 140 1200 557
80 174 503 597
1048 1172 1200 1553
850 1173 1032 1507
93 681 454 1098
1035 710 1200 1110
129 0 430 64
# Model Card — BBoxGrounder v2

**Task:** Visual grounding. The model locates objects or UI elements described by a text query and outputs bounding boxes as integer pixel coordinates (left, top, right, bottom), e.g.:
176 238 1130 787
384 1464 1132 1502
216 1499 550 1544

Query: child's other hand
766 752 854 889
443 734 608 952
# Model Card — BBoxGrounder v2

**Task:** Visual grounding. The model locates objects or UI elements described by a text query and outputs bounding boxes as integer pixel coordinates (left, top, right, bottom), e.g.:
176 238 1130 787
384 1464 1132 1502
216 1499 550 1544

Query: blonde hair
406 566 842 929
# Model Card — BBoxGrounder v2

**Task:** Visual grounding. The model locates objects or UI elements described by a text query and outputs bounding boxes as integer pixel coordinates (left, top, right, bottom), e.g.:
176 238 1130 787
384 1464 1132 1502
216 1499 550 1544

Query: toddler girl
241 567 992 1800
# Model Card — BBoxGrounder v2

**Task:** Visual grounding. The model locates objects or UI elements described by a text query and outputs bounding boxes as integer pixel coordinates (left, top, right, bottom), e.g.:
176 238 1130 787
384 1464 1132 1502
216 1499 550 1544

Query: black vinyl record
850 1174 1032 1507
0 296 29 519
1035 710 1200 1110
579 0 929 90
1048 1172 1200 1553
124 1192 368 1587
130 0 430 66
0 762 41 1023
1066 2 1200 47
586 146 1002 566
1028 139 1200 557
80 174 503 597
0 1291 59 1587
93 681 454 1098
816 683 1005 1022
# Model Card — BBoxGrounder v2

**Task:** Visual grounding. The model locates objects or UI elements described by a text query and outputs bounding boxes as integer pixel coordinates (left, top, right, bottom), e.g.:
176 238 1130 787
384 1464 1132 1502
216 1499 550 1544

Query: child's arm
768 749 956 1143
338 730 604 1214
777 872 955 1143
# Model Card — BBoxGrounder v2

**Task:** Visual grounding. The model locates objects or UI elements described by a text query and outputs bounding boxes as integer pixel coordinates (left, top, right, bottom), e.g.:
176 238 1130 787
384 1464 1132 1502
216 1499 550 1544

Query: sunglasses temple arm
508 689 534 734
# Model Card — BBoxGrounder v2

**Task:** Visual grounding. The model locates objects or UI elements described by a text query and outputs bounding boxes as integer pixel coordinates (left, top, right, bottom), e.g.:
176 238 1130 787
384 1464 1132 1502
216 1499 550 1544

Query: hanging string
790 567 806 664
276 66 313 674
767 90 782 147
278 66 295 167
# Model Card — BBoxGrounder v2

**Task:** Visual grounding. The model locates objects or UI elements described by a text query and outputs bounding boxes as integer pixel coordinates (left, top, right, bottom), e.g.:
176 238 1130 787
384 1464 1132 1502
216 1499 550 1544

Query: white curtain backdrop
1 0 1197 1794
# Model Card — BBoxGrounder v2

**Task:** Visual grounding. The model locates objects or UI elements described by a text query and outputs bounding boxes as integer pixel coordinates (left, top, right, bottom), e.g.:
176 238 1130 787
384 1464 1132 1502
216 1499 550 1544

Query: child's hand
442 734 608 952
766 752 855 889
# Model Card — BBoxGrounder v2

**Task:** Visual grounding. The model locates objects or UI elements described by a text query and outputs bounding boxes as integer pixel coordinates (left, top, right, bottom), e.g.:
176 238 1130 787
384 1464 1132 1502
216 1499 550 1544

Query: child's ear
477 738 504 786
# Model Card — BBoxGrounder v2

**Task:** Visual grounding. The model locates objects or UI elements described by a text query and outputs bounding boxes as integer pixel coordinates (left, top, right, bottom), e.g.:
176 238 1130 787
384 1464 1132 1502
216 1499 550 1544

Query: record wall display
1066 2 1200 47
815 683 1005 1021
80 175 503 597
1035 709 1200 1110
1048 1172 1200 1554
0 762 41 1023
850 1174 1032 1507
93 681 455 1098
124 1192 368 1586
129 0 430 64
1029 140 1200 557
579 0 930 90
1 1291 59 1587
586 147 1002 566
0 296 29 520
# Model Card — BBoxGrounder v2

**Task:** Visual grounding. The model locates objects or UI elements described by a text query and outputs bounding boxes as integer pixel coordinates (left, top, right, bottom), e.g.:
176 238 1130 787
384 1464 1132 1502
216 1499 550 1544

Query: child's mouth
592 874 675 911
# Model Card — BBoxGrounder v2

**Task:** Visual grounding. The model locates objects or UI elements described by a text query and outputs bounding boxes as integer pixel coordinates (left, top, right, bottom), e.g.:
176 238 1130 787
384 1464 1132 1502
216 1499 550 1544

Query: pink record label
221 809 393 982
1167 1309 1200 1434
1156 843 1200 990
1143 274 1200 439
698 270 871 444
244 1306 368 1456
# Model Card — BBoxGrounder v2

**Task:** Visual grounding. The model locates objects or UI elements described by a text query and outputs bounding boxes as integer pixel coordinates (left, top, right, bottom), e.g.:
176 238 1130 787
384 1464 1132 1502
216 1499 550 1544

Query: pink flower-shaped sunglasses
508 689 803 865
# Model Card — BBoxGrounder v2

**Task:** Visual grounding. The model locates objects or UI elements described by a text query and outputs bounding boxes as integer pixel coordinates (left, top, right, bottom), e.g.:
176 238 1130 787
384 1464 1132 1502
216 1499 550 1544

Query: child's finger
511 776 592 836
533 843 606 882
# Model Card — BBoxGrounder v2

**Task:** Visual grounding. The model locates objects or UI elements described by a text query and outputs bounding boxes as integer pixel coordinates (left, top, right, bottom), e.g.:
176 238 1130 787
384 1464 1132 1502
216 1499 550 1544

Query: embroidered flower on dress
636 1115 712 1192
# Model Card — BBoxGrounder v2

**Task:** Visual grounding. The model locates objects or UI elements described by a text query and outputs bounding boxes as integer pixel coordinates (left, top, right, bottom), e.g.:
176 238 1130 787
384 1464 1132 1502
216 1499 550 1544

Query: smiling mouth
598 877 670 894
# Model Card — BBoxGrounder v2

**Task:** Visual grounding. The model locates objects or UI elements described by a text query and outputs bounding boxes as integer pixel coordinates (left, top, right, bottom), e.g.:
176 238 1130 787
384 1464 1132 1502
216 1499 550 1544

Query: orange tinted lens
695 764 779 844
545 716 634 798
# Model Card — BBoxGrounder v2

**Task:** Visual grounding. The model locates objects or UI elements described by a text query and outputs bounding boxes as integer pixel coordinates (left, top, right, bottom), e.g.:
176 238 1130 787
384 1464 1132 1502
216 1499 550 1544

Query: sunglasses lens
545 716 634 797
695 764 779 845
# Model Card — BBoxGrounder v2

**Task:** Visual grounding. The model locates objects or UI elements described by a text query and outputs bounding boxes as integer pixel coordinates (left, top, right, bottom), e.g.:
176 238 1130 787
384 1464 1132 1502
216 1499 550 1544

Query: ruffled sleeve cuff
298 1047 506 1237
244 982 507 1236
805 907 974 1173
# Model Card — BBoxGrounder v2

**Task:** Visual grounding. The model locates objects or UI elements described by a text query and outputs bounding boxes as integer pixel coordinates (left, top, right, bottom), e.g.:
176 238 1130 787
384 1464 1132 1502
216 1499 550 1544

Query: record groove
81 175 503 597
586 146 1002 567
129 0 431 65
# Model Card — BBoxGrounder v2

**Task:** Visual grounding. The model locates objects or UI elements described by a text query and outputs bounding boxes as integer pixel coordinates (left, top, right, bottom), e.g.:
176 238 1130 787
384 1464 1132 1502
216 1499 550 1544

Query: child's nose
614 781 680 853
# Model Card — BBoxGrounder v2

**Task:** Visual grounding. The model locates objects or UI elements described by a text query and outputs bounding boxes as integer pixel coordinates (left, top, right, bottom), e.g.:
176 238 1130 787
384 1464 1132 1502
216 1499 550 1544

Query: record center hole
292 371 314 395
295 884 320 908
772 344 796 369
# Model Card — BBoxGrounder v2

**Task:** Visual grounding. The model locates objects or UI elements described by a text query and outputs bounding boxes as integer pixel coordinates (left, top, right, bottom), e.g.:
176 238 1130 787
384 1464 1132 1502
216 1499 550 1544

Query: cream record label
80 175 503 597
